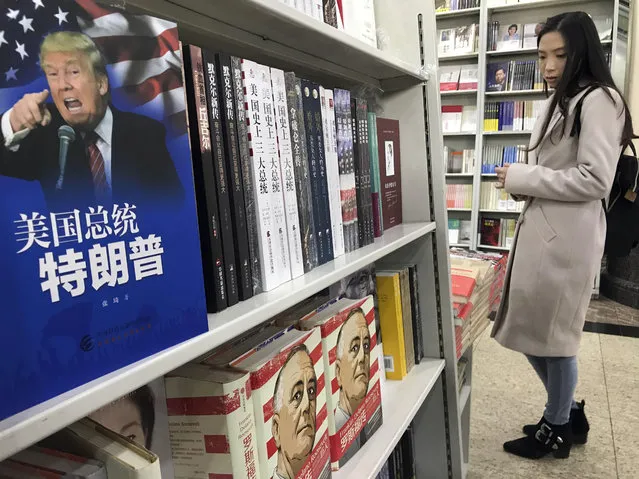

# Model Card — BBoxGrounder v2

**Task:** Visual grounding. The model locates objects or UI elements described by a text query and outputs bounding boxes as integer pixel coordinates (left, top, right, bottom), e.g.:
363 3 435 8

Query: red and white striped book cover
8 446 105 478
164 365 260 479
299 296 383 470
230 328 331 479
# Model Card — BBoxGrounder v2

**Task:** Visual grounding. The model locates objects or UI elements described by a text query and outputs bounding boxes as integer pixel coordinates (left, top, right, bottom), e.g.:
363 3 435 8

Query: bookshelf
437 0 628 471
0 1 466 478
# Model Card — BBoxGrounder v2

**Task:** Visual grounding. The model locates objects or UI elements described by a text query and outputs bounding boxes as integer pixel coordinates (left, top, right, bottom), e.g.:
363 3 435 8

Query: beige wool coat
491 87 625 357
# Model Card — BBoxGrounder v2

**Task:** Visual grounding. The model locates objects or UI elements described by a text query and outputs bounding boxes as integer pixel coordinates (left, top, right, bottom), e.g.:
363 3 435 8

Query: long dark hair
531 12 635 150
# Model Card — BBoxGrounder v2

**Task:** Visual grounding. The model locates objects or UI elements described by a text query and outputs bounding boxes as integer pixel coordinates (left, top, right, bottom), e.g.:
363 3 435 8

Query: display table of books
450 249 508 359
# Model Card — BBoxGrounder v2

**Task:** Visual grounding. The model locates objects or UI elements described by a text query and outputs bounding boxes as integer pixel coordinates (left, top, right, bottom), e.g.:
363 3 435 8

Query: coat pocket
528 204 557 243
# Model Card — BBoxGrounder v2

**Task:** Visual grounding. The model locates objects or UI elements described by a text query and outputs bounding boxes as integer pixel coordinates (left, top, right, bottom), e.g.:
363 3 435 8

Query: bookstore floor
468 301 639 479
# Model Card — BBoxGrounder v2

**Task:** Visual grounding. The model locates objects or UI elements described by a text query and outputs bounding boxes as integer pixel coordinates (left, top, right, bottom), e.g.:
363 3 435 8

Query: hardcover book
165 365 261 479
376 118 403 231
0 0 208 421
486 62 510 92
298 296 383 470
230 328 331 479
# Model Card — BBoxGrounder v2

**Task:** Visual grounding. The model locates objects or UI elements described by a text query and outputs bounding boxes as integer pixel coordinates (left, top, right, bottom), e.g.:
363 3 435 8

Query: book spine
271 68 305 279
320 87 346 257
231 56 263 295
408 264 424 363
259 64 292 286
335 89 359 253
211 52 253 301
356 98 374 245
202 51 239 307
323 0 338 27
182 45 227 312
241 59 284 291
376 273 409 380
351 97 365 247
368 111 383 238
284 74 319 272
302 79 334 264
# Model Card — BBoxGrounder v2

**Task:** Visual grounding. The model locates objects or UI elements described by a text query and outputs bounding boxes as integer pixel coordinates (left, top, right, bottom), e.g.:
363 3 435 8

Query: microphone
56 125 75 190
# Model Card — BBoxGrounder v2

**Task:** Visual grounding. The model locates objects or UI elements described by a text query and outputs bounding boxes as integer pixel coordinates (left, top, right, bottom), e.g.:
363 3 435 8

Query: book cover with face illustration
230 328 331 479
299 295 383 470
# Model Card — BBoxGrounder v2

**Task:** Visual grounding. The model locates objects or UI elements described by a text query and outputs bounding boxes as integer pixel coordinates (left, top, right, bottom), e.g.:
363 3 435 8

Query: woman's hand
495 164 510 189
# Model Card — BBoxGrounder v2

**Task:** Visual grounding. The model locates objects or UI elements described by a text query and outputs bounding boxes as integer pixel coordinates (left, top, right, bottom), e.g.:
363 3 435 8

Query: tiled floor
467 300 639 479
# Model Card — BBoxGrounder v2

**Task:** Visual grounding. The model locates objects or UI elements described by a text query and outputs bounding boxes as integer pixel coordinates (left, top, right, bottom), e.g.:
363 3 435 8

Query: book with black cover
351 97 375 247
301 79 334 265
183 45 227 312
201 51 239 306
285 74 319 272
213 52 252 300
231 56 263 295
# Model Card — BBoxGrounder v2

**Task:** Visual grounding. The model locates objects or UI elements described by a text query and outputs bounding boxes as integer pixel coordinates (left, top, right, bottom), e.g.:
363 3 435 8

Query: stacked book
449 250 508 358
480 217 517 248
437 24 480 57
480 182 524 213
439 65 479 92
445 147 475 174
482 144 526 174
447 184 473 209
483 100 544 132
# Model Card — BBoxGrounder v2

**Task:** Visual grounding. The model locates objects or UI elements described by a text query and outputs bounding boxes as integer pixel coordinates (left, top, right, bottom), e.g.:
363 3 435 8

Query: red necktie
85 131 108 200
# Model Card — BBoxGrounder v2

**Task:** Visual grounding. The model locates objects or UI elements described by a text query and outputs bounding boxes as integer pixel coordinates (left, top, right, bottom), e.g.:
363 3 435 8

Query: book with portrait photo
230 328 331 479
0 0 208 422
496 23 523 51
486 62 510 92
298 296 383 470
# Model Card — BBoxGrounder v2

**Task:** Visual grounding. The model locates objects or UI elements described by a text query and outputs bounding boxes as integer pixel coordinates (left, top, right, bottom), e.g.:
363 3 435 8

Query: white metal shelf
126 0 426 89
487 39 611 57
333 359 445 479
480 209 522 214
489 0 605 13
446 173 475 177
485 89 546 96
450 243 472 248
442 89 479 96
484 130 532 135
444 131 477 137
0 222 436 462
459 384 472 413
436 7 481 18
478 244 511 251
439 52 480 61
448 208 473 212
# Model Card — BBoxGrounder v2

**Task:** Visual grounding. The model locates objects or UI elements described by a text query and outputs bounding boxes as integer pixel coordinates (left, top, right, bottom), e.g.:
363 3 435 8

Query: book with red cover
376 118 403 231
481 218 501 246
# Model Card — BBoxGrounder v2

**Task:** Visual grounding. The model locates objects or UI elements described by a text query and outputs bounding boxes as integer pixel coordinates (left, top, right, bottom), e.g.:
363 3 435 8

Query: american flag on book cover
0 0 185 136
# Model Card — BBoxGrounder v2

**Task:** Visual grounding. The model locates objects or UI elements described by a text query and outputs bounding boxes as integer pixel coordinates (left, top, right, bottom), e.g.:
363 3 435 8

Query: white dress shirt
2 106 114 189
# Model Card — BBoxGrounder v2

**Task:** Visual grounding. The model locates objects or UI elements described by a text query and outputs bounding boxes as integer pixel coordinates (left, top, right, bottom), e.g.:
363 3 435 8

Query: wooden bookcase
0 1 468 477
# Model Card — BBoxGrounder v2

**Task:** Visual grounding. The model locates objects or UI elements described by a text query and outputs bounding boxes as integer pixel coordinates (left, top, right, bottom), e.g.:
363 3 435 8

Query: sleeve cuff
2 109 30 150
504 163 532 196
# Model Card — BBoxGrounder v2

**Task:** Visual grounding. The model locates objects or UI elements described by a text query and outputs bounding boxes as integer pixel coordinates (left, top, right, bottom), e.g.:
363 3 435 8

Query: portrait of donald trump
0 3 185 212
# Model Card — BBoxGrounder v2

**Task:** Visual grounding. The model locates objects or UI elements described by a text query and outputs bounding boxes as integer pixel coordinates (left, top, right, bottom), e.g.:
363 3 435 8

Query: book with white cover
46 418 161 479
320 88 346 258
439 66 461 91
242 59 290 291
230 329 331 479
10 446 106 478
459 65 479 91
340 0 377 47
165 365 260 479
271 67 305 279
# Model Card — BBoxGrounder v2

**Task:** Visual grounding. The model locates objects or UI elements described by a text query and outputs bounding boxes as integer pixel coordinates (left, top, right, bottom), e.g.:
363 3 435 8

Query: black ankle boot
504 418 573 459
522 400 589 444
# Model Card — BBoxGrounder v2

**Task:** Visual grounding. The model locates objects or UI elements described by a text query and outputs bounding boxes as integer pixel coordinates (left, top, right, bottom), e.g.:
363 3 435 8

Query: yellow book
376 272 408 380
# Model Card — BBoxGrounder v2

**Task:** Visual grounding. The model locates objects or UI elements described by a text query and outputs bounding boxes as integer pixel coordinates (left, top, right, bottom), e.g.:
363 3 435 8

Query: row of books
437 24 480 57
442 105 478 133
487 16 612 53
447 184 473 209
481 217 516 248
439 65 479 92
375 426 418 479
480 182 524 212
435 0 481 13
279 0 378 48
448 219 472 245
483 100 543 132
0 263 426 478
183 45 402 312
481 144 526 174
450 250 507 358
486 60 543 92
445 147 476 174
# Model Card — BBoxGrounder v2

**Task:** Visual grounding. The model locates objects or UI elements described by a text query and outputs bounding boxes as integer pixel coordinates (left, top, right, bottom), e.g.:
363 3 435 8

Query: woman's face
538 31 567 88
90 397 146 446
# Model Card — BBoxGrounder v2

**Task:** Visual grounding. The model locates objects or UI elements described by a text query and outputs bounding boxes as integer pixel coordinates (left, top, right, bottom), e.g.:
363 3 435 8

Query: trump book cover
0 0 208 420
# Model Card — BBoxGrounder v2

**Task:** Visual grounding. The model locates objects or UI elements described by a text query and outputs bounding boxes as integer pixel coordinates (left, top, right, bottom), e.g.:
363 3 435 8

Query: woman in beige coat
491 12 636 460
